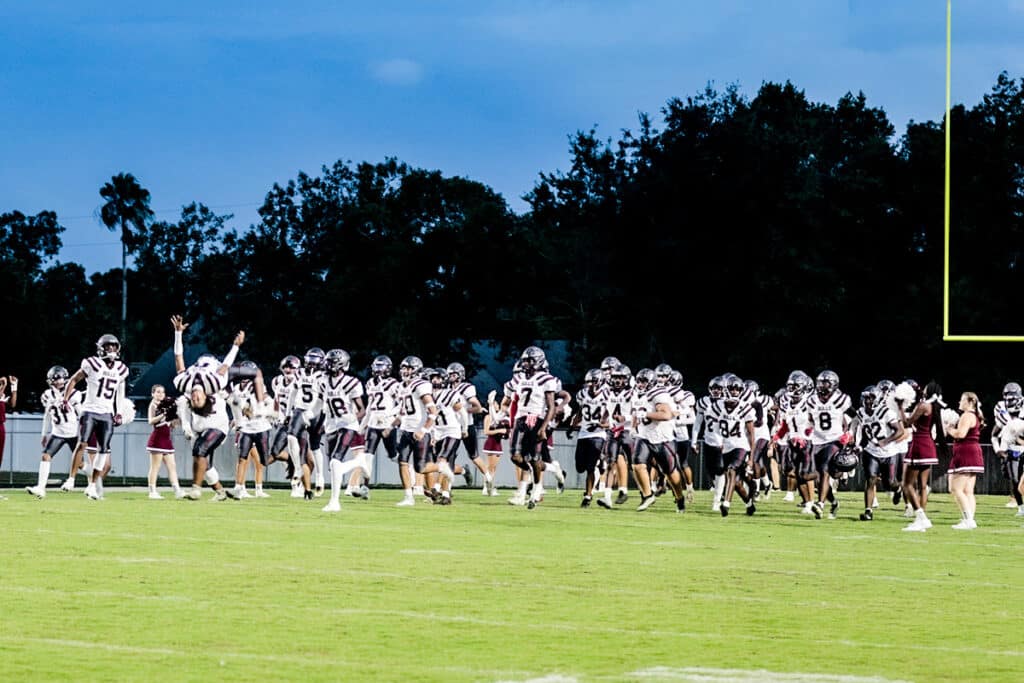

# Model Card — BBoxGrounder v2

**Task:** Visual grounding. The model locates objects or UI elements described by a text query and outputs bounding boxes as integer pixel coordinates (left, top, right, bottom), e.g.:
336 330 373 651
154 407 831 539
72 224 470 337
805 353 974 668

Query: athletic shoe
903 505 915 518
396 496 415 507
463 469 474 487
26 485 45 499
255 490 270 498
238 489 253 499
147 491 163 500
829 501 839 520
685 487 694 504
438 495 452 506
526 497 538 510
951 519 973 530
637 494 657 512
597 498 612 510
811 502 823 519
783 491 795 502
902 519 927 532
676 497 686 513
1006 500 1019 508
290 485 304 498
423 488 441 503
507 496 525 506
615 491 628 505
357 485 371 500
720 502 730 517
59 480 74 492
745 501 756 516
859 508 873 521
712 501 721 512
921 516 933 530
213 489 229 502
481 484 490 496
314 485 325 498
183 487 202 501
174 489 187 500
344 487 356 497
581 496 592 508
871 498 880 509
1015 508 1024 517
654 484 666 497
489 485 500 497
303 490 314 501
224 487 240 500
892 488 902 506
413 485 425 496
85 485 100 500
801 502 814 515
556 476 565 495
322 500 341 513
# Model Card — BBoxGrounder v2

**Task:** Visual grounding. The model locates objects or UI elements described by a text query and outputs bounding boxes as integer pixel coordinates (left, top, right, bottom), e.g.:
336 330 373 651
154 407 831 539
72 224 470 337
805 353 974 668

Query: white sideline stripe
496 677 579 683
626 667 911 683
7 637 534 678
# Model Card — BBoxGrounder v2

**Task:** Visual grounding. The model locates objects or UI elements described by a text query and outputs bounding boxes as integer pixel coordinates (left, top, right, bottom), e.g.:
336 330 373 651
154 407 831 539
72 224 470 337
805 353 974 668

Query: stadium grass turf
1 487 1022 682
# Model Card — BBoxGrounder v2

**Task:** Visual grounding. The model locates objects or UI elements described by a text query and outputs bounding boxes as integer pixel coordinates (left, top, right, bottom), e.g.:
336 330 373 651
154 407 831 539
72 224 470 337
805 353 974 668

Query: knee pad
205 466 220 486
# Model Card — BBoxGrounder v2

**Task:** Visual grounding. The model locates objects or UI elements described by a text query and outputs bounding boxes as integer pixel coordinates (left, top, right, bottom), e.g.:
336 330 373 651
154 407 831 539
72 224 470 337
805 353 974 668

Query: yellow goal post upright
942 0 1024 342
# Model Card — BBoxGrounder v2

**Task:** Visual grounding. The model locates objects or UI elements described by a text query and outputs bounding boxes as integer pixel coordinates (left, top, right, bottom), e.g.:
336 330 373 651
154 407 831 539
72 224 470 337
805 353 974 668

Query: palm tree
99 173 154 346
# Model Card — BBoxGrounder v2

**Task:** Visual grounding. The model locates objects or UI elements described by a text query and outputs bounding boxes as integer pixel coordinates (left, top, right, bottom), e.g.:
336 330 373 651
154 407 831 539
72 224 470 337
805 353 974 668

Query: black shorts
44 435 78 457
862 452 897 487
326 428 362 463
78 412 114 454
271 425 290 457
1002 454 1023 485
308 413 325 451
673 440 691 468
397 430 434 473
366 427 398 460
461 423 479 459
752 438 770 468
193 429 226 460
721 448 748 472
434 436 461 464
701 444 724 477
606 430 633 461
789 442 814 478
634 439 678 475
813 442 840 475
574 437 605 474
513 416 544 461
238 430 271 465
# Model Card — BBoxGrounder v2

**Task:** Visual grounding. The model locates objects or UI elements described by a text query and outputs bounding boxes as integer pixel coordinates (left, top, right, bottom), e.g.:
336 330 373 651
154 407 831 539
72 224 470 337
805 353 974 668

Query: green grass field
2 486 1022 683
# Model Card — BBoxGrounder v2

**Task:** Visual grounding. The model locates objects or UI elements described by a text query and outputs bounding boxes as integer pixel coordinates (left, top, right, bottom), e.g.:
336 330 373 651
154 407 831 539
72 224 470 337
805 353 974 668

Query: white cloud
370 58 424 85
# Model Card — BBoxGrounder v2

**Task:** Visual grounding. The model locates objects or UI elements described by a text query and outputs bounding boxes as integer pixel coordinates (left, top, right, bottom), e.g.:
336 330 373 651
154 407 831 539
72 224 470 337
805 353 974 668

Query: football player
851 386 905 521
500 346 557 509
665 370 697 503
27 367 81 498
566 369 608 507
426 367 465 505
713 374 758 517
771 371 816 513
601 363 634 507
631 368 687 513
394 356 450 506
284 348 327 499
992 382 1024 515
227 361 275 499
62 334 130 500
319 349 370 512
692 376 726 511
349 355 399 497
804 370 852 519
744 380 774 499
446 362 493 491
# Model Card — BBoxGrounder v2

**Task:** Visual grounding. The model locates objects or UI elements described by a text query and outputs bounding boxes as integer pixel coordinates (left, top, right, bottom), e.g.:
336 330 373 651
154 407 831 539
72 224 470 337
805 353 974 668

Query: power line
55 202 263 222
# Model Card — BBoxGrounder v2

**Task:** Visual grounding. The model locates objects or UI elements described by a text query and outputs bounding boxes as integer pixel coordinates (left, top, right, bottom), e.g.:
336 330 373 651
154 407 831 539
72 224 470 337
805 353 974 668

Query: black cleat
581 496 592 508
303 490 313 500
424 488 441 503
892 487 902 506
829 501 840 519
746 502 756 516
812 501 823 519
720 503 730 517
675 497 686 513
859 508 873 521
557 478 565 494
438 495 452 506
596 498 612 510
527 498 537 510
637 494 657 512
615 491 629 505
654 484 666 497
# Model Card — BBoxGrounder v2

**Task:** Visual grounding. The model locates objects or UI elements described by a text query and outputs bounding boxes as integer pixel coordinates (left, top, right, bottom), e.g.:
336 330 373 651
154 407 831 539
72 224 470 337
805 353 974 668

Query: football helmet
816 370 839 398
600 356 621 375
324 349 351 375
400 356 424 380
669 371 683 387
96 334 121 361
196 353 219 370
520 346 545 374
303 347 326 371
861 385 877 411
744 379 760 396
708 375 726 400
426 366 446 388
654 363 673 385
635 368 656 388
46 365 69 389
609 364 631 390
446 362 466 384
279 355 300 375
786 370 809 398
832 446 859 473
876 379 896 396
584 368 602 388
725 375 745 403
1003 382 1023 409
371 355 393 378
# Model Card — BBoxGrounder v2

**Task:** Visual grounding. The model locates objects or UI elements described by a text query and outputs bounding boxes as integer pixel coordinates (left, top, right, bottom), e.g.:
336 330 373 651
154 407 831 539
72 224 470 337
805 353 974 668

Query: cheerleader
146 384 183 499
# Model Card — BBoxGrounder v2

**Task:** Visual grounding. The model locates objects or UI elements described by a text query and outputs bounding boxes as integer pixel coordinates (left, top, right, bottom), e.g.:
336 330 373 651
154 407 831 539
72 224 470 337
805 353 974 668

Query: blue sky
2 1 1022 274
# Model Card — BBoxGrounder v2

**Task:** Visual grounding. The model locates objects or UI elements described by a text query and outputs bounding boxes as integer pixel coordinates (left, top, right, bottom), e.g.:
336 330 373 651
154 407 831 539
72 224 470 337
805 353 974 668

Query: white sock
329 459 344 504
484 471 493 483
713 475 725 502
618 485 627 493
403 487 413 499
37 460 51 489
96 479 104 497
287 435 302 473
312 448 325 485
548 460 564 481
686 483 694 491
517 479 529 498
256 483 263 493
966 509 974 521
915 508 926 521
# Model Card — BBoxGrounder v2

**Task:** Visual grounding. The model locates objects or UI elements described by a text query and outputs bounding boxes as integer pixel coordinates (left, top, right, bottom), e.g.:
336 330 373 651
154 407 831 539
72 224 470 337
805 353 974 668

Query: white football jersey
432 386 463 440
695 396 723 447
42 387 83 439
365 376 400 430
635 387 676 444
187 392 230 434
777 394 811 445
863 405 902 458
751 394 773 441
287 369 324 416
604 386 634 433
998 418 1024 453
669 388 696 441
397 378 434 432
805 391 852 444
508 372 558 418
79 357 129 416
716 401 756 452
575 387 608 439
229 388 274 434
319 374 364 434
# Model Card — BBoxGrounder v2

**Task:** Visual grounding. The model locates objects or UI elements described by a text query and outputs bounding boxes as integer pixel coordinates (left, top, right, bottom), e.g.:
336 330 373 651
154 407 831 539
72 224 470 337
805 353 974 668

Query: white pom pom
940 408 959 430
894 382 916 405
117 398 136 425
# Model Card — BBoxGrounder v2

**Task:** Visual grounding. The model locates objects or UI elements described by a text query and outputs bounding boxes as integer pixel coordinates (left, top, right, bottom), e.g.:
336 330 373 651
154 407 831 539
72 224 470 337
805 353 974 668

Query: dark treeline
3 74 1023 408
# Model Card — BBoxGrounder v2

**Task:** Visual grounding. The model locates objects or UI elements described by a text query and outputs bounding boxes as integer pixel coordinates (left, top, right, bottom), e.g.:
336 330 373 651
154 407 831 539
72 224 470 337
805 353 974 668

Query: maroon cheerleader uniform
948 415 984 475
483 417 509 454
147 422 174 454
0 399 6 468
906 407 938 466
